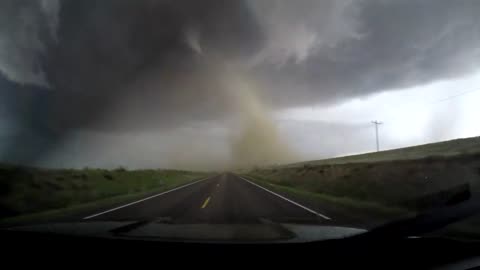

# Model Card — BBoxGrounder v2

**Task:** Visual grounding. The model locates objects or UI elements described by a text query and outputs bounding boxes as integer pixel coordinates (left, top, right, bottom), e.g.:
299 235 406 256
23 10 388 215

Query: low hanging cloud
252 0 480 108
250 0 362 66
3 0 480 128
0 0 59 87
1 0 480 167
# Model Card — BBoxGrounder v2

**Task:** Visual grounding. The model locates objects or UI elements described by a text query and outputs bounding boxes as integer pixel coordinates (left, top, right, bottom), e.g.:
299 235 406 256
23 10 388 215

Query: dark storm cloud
0 0 264 163
0 0 58 87
2 0 480 165
6 0 264 132
3 0 480 130
43 0 263 131
47 0 262 92
0 77 61 163
254 0 480 108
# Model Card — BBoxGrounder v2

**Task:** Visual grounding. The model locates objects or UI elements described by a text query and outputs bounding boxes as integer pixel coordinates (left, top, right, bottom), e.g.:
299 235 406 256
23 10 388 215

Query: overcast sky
1 0 480 169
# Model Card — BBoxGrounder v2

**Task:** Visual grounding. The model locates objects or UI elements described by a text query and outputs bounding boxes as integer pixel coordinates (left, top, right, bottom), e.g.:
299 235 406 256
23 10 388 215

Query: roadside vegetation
0 165 209 224
244 136 480 239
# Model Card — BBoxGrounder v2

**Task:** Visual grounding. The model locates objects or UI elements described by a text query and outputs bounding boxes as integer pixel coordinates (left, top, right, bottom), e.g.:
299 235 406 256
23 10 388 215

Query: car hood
5 221 367 243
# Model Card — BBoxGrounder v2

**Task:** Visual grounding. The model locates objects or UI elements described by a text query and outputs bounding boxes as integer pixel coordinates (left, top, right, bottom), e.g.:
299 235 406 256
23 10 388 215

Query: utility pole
371 120 383 152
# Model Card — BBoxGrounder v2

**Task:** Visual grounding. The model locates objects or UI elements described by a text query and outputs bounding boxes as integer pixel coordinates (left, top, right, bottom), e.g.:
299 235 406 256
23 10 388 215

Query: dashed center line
201 196 211 209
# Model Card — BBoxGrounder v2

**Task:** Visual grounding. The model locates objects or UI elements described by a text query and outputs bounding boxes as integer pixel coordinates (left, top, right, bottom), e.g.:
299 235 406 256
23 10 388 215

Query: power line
433 88 480 104
369 88 480 125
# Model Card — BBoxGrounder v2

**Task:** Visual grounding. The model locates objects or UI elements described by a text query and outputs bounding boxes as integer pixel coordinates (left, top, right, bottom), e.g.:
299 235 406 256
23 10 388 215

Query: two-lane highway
84 173 331 224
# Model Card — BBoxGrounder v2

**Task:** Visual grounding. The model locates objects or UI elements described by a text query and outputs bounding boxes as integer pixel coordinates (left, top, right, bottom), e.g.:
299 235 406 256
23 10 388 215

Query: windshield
1 0 480 242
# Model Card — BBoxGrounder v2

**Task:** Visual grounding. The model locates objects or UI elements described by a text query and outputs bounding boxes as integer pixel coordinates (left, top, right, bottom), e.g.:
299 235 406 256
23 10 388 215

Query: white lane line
83 176 215 219
237 176 331 220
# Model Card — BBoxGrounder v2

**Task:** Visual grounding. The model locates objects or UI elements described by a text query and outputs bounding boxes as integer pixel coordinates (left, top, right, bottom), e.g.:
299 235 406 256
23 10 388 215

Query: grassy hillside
245 136 480 239
286 136 480 167
248 154 480 209
0 165 209 221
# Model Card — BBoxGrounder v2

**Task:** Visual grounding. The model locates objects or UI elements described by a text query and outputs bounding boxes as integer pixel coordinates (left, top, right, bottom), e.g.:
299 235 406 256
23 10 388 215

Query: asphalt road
84 173 331 224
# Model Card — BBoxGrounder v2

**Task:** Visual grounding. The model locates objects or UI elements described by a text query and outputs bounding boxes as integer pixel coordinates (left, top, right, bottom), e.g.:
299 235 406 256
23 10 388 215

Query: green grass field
245 136 480 239
249 154 480 209
0 165 210 222
247 136 480 208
